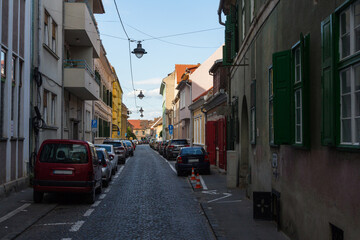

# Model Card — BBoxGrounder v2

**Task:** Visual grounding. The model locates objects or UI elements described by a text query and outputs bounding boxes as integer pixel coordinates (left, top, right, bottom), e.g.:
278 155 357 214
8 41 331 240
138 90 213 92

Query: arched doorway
239 97 249 191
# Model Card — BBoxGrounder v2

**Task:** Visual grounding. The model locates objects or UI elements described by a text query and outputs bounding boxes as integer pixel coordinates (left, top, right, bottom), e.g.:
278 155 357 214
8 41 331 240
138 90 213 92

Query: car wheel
86 188 95 204
109 173 112 181
103 179 109 187
33 191 43 203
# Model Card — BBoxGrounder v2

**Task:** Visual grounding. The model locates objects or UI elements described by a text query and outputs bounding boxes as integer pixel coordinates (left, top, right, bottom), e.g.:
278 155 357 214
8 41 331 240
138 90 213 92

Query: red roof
175 64 200 84
128 120 142 130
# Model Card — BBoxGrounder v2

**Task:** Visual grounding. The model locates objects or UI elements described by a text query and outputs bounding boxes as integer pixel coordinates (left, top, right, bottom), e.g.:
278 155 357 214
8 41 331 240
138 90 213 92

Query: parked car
103 139 127 164
175 147 210 176
95 148 112 187
165 139 189 160
159 140 169 156
33 139 102 204
95 144 118 175
124 140 134 156
131 140 136 150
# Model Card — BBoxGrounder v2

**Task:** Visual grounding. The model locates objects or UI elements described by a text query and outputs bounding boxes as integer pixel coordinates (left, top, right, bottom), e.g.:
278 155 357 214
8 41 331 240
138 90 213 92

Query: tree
126 127 137 140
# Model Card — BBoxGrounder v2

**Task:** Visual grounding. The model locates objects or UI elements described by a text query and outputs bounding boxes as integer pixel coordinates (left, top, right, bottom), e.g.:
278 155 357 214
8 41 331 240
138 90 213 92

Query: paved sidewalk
189 166 290 240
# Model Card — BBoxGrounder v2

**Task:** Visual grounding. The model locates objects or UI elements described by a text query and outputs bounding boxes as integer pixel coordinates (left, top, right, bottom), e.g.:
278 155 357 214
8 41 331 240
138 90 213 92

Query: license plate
53 170 73 175
188 159 199 163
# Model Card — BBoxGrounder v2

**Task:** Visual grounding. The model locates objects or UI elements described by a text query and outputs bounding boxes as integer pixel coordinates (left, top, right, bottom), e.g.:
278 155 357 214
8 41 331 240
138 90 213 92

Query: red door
218 118 227 170
205 121 217 165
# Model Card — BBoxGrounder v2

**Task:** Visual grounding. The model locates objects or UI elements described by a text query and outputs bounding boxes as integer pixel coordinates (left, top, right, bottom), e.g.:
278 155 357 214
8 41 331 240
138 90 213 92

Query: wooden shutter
321 15 335 146
110 92 112 107
301 33 311 148
273 50 292 144
223 5 238 65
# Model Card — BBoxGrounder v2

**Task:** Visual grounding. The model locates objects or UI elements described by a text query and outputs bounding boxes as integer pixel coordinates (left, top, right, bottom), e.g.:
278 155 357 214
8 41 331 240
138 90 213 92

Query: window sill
0 137 8 142
10 137 18 141
336 144 360 152
42 125 58 130
43 44 60 60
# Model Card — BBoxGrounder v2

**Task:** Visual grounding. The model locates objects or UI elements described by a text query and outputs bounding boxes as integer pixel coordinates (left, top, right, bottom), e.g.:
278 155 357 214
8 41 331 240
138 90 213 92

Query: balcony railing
63 59 100 86
64 0 99 34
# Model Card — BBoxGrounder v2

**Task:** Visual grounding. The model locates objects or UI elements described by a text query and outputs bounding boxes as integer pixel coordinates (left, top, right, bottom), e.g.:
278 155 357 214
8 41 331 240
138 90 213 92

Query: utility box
226 150 238 188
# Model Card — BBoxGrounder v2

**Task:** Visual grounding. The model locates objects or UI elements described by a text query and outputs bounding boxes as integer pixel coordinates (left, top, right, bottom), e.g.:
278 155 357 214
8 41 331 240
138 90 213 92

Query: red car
33 139 103 204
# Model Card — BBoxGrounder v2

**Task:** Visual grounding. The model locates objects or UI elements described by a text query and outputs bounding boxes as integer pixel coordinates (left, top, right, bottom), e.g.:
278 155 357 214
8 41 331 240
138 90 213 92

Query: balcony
64 60 100 100
64 1 101 58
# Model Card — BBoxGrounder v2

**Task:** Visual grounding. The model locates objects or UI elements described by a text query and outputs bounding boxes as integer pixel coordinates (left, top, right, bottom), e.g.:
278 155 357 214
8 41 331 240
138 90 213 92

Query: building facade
0 0 31 193
111 67 122 139
219 0 360 238
160 71 175 140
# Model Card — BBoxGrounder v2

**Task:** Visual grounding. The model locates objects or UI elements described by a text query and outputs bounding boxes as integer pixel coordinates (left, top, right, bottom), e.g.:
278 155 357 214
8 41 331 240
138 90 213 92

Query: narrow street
0 145 214 240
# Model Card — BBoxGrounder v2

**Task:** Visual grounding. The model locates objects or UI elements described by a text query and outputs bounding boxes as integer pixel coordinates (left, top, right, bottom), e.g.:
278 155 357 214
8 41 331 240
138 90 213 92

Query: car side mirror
109 155 114 160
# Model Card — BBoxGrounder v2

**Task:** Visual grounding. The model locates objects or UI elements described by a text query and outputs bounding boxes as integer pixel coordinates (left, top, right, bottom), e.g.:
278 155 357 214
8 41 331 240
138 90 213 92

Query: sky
95 0 224 120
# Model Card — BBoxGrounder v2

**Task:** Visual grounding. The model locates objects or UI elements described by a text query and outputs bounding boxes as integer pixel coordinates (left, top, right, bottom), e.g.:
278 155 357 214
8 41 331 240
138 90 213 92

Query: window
250 80 256 144
0 50 6 137
44 11 49 46
50 93 56 125
43 90 48 124
269 67 274 144
272 34 310 147
18 61 23 136
51 20 57 52
180 91 185 109
322 1 360 147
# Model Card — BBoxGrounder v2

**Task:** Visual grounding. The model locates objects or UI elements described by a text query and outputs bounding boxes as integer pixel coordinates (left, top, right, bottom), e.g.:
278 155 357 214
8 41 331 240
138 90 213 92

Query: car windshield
181 148 204 156
171 140 188 145
39 143 88 163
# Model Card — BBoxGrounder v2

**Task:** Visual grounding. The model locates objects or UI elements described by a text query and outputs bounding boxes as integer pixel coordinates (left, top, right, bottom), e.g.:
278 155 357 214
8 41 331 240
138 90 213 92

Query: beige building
160 71 175 140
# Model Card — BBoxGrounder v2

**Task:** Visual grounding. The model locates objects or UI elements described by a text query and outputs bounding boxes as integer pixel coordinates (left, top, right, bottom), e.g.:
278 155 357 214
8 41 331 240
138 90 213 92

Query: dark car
124 140 134 156
103 139 127 164
33 140 103 204
159 140 169 156
175 147 210 176
165 139 189 160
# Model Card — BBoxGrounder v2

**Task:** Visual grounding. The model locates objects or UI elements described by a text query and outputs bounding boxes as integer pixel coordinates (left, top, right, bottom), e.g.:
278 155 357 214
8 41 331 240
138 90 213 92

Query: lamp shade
132 42 147 59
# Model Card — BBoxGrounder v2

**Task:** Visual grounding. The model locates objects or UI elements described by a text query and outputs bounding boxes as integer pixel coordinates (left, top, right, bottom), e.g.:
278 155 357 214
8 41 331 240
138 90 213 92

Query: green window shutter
223 5 238 66
300 33 311 148
321 15 335 146
273 50 292 144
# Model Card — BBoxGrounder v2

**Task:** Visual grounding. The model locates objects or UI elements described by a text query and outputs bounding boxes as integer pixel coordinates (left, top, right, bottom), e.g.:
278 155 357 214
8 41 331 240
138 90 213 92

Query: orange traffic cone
190 168 196 181
195 173 202 189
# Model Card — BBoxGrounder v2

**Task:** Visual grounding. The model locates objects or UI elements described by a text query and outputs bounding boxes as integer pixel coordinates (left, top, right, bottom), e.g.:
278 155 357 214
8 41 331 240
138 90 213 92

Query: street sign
169 128 173 135
168 125 173 130
91 119 97 128
117 131 120 136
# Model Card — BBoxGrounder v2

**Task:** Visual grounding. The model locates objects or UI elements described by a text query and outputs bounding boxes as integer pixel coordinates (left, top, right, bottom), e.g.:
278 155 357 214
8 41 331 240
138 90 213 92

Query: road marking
199 176 208 190
69 221 84 232
36 222 74 226
202 190 219 195
61 238 72 240
216 200 243 204
83 208 94 217
167 162 177 173
104 188 111 193
92 201 101 207
207 193 232 203
0 203 31 224
99 194 106 200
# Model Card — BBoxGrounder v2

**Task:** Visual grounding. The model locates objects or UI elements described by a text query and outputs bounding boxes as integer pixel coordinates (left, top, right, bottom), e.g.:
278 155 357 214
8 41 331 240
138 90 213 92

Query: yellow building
111 67 123 139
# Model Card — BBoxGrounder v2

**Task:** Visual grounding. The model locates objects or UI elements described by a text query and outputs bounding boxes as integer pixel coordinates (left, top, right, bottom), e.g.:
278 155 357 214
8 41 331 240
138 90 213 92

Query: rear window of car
171 140 188 145
96 145 112 153
103 142 122 147
96 150 104 160
181 148 205 156
39 143 88 163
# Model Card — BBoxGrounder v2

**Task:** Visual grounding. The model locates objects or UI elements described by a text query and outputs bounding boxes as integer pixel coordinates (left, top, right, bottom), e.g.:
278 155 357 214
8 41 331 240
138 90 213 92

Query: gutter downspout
218 0 225 26
61 0 65 139
186 81 193 147
201 106 207 149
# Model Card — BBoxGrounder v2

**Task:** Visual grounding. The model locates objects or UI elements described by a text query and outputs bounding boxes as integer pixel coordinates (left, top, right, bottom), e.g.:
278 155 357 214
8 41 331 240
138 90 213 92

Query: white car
95 144 118 174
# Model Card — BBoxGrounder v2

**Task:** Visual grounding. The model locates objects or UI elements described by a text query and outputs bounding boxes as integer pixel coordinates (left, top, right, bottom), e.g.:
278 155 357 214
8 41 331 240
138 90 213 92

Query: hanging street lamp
139 107 144 113
132 41 147 59
137 90 145 99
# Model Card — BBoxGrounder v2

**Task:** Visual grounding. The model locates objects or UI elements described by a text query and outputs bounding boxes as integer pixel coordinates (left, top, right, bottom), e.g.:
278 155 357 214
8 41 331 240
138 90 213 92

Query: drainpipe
186 81 193 147
218 0 226 26
201 106 207 149
61 0 65 139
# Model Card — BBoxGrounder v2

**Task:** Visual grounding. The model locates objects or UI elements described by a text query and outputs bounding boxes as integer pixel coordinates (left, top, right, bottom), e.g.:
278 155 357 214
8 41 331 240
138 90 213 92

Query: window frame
250 79 256 145
44 10 50 46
